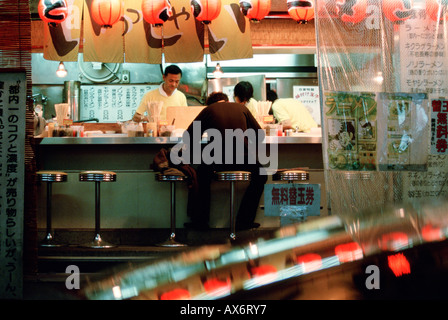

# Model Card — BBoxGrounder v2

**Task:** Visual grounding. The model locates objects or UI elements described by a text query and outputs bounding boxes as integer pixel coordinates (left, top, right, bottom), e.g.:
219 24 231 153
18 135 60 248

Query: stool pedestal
156 174 187 247
215 171 251 240
79 171 117 248
37 171 68 247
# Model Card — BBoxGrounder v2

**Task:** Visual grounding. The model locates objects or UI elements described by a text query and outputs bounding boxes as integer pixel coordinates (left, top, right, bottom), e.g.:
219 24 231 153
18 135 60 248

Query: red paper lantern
191 0 222 24
239 0 271 22
426 0 448 21
38 0 68 26
287 0 315 24
91 0 122 28
142 0 172 27
335 0 367 24
383 0 414 23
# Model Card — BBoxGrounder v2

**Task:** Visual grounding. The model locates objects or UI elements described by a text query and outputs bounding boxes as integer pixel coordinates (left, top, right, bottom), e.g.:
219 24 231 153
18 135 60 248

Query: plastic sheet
315 0 448 217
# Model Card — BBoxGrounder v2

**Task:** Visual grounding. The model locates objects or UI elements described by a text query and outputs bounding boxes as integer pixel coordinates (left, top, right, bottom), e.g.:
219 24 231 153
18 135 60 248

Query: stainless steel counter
34 133 326 230
38 135 322 145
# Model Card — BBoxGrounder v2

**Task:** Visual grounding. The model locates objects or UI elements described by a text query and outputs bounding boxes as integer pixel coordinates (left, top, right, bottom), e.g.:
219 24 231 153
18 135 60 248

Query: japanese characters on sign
293 85 321 125
264 183 320 225
430 99 448 155
0 71 26 299
399 9 448 96
80 84 158 122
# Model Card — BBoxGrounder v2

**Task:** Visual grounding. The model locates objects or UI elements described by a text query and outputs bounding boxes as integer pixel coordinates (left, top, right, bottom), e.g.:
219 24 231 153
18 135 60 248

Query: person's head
266 89 278 102
234 81 253 104
162 65 183 96
206 92 229 105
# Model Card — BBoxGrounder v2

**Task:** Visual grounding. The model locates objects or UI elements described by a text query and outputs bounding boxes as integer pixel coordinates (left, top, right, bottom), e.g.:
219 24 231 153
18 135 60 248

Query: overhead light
56 61 68 78
213 63 223 78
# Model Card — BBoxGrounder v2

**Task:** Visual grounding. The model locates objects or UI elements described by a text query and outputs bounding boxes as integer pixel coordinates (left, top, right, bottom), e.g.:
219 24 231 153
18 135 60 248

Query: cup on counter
147 122 158 137
159 125 175 137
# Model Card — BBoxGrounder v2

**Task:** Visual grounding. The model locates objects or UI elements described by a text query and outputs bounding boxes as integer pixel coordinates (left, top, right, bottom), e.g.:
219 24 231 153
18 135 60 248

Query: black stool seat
215 171 251 241
79 170 117 248
37 171 68 247
273 170 309 182
156 173 188 247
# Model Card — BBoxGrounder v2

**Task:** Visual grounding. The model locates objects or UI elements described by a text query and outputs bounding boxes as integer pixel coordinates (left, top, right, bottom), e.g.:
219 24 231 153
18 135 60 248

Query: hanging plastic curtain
315 0 441 221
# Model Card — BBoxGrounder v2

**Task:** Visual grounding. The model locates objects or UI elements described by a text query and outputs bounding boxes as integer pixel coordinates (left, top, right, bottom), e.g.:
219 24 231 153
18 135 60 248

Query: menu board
0 70 26 299
399 9 448 97
80 84 159 122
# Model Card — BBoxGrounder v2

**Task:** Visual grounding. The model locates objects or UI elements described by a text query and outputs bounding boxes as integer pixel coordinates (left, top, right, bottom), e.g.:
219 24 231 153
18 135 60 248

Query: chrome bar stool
273 169 309 183
215 171 251 240
156 173 188 247
79 171 117 248
36 171 68 247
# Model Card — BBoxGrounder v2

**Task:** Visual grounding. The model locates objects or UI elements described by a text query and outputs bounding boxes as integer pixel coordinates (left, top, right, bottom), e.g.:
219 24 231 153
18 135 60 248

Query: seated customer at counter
183 92 267 230
267 89 318 133
132 65 188 122
233 81 258 120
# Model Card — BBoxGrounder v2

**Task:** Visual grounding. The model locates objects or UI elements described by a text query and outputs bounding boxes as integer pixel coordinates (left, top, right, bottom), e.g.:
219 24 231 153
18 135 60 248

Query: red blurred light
388 253 411 277
296 253 322 273
335 242 363 263
203 277 231 295
422 224 443 242
379 232 409 251
160 288 191 300
251 265 277 276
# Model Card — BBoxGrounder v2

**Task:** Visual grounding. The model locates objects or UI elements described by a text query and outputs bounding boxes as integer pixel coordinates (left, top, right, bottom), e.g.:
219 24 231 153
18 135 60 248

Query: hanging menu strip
0 70 26 299
80 84 159 122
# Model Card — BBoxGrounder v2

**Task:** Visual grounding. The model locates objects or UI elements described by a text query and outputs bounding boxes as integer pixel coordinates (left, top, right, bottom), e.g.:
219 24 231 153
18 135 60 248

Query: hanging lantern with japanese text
426 0 448 21
191 0 222 24
383 0 414 23
91 0 122 28
335 0 367 24
239 0 271 22
38 0 68 26
287 0 315 24
142 0 173 27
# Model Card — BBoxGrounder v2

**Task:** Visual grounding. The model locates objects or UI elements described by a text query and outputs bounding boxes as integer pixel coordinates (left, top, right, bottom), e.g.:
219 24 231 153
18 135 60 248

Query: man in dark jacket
180 92 267 230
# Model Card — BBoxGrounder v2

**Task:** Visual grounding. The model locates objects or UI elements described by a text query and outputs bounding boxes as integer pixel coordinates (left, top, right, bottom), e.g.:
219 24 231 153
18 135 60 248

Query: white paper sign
293 85 321 125
80 85 158 122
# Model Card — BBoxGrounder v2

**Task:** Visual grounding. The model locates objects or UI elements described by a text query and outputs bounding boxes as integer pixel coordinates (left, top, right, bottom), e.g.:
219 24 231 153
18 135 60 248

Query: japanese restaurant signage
264 183 320 225
80 84 158 122
0 70 26 299
42 0 253 64
430 99 448 155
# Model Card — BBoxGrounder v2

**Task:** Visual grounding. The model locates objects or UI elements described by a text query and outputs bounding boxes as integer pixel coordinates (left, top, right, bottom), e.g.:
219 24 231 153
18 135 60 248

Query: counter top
37 134 322 145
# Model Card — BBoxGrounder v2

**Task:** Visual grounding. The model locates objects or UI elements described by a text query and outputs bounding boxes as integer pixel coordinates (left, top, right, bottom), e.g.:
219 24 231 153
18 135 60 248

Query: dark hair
206 92 229 105
266 89 278 102
234 81 253 103
164 65 182 77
